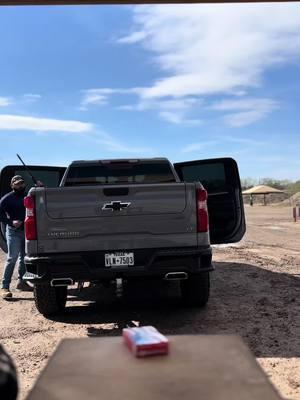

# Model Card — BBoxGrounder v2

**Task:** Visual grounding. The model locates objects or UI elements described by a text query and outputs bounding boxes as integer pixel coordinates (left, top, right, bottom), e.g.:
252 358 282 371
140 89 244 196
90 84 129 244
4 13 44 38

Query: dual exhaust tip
164 272 188 281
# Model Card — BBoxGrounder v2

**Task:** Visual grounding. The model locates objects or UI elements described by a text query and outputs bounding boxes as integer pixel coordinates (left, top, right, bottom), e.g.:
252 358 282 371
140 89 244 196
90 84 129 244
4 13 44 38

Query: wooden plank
26 335 282 400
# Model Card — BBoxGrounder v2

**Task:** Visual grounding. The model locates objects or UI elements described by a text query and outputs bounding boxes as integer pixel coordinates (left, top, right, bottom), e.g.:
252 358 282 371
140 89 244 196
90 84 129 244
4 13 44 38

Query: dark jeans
1 226 25 290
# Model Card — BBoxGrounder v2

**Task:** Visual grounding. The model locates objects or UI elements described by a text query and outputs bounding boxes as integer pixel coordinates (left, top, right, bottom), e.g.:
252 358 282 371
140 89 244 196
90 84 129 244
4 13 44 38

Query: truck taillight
24 196 37 240
196 188 209 233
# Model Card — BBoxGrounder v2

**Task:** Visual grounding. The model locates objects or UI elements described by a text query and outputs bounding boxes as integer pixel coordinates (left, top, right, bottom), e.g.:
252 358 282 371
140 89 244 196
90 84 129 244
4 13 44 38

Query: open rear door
174 157 246 244
0 165 66 253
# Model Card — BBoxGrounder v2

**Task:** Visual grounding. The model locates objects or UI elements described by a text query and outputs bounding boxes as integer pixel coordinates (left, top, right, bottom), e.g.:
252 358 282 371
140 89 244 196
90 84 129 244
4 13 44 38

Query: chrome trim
51 278 74 287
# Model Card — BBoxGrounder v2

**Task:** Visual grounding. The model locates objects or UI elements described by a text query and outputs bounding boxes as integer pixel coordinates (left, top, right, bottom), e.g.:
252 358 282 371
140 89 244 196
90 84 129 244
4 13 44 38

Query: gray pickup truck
0 157 245 315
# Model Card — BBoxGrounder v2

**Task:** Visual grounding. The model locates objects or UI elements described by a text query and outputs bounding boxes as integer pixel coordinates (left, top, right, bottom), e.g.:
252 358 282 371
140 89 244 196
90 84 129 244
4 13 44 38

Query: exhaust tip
164 272 188 281
51 278 74 287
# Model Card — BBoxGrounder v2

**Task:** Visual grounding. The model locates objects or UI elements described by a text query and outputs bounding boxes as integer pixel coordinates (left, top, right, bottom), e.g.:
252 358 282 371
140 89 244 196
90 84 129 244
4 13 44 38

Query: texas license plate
105 252 134 267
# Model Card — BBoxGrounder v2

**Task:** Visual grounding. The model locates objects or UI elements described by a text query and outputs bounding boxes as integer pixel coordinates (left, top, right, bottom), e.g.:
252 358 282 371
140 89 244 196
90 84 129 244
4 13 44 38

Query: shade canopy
242 185 284 195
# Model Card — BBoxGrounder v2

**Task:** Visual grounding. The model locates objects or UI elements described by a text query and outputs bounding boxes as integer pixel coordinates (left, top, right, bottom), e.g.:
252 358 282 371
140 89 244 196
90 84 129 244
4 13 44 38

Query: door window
179 163 227 193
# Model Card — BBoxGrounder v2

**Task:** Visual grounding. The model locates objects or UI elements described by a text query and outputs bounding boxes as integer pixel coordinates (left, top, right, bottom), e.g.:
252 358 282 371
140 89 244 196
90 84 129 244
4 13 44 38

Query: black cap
11 175 24 185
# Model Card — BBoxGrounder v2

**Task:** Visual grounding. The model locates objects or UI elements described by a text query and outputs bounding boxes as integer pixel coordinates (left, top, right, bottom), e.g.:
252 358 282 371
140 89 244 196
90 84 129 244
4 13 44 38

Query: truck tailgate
35 183 197 253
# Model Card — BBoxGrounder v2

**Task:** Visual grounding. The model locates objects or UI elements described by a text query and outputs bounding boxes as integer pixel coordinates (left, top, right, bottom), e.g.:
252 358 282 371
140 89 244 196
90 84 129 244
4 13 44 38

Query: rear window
64 162 176 186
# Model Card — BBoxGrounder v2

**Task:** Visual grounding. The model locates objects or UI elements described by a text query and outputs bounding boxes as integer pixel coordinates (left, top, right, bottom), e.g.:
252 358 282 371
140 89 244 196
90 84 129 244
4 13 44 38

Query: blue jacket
0 191 26 228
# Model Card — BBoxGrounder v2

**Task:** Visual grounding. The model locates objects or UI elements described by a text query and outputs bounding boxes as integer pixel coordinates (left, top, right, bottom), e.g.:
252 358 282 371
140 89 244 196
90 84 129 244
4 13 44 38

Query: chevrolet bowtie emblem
102 201 131 211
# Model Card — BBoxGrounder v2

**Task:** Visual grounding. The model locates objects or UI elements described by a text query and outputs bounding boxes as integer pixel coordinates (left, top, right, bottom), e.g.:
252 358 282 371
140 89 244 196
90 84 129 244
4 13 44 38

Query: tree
241 177 258 190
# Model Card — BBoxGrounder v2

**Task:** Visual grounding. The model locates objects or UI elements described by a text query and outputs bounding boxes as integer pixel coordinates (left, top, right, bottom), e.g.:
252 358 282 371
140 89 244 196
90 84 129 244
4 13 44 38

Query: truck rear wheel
180 272 210 307
34 283 67 316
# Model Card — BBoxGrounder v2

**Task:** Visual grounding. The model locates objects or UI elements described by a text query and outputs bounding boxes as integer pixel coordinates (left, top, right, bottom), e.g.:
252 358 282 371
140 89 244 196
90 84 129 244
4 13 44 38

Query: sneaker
16 280 33 292
1 288 12 299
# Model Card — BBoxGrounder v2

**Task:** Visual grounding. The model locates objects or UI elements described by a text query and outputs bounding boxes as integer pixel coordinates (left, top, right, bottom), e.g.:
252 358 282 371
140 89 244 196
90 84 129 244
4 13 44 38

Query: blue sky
0 3 300 180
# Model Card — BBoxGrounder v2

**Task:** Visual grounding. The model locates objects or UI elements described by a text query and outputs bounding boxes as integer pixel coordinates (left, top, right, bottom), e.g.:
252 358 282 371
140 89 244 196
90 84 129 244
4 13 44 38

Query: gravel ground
0 205 299 400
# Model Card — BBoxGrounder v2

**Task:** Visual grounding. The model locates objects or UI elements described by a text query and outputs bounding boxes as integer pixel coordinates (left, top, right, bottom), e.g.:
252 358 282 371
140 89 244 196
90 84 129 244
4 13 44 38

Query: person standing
250 194 254 206
0 175 32 299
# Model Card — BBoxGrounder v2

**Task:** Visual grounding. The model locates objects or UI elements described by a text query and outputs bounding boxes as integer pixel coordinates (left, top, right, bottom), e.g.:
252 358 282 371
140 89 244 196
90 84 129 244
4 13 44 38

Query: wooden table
26 335 281 400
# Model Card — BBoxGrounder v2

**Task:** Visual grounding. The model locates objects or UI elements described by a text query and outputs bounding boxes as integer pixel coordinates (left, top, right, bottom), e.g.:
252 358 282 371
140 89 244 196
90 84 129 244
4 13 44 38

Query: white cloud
181 133 269 155
118 96 203 124
80 89 110 110
139 74 247 99
159 111 202 126
224 110 270 127
118 30 148 44
182 140 218 153
1 94 42 107
114 4 300 127
82 88 203 125
120 4 300 99
211 97 279 126
130 97 200 112
0 97 12 107
159 98 199 110
23 94 42 103
0 114 151 154
86 131 153 154
159 111 181 124
211 98 279 112
218 134 267 146
0 115 93 133
0 94 41 108
80 88 137 110
117 105 136 111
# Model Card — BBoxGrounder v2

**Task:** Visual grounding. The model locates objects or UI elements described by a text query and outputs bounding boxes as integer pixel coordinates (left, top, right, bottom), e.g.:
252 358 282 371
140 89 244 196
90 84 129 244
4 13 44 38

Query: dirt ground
0 205 299 400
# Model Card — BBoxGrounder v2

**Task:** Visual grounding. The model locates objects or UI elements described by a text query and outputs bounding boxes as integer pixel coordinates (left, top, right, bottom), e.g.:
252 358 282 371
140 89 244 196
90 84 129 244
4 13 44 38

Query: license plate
105 252 134 267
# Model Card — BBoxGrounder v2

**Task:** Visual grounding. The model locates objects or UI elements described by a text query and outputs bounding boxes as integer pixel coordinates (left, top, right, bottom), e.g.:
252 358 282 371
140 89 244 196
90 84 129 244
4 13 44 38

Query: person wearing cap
0 175 33 299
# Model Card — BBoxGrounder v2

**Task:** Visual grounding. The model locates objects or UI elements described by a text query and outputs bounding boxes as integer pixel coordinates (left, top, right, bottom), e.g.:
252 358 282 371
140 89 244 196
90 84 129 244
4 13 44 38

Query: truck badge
102 201 131 211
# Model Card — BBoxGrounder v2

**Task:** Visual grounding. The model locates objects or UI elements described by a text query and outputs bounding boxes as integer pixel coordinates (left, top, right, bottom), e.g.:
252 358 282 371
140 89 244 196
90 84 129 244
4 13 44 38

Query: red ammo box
123 326 169 357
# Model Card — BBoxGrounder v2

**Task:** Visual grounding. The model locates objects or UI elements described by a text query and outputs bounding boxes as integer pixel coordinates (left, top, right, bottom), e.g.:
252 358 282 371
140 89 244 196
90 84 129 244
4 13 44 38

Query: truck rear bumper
24 246 213 284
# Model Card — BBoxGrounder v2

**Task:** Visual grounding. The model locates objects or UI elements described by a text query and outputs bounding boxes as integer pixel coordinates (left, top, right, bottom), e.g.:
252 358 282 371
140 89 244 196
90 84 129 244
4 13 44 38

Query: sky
0 3 300 180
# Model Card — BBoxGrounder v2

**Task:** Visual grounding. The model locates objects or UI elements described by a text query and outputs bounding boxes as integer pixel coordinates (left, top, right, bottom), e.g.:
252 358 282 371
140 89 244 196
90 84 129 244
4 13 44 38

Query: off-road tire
34 283 67 316
180 272 210 307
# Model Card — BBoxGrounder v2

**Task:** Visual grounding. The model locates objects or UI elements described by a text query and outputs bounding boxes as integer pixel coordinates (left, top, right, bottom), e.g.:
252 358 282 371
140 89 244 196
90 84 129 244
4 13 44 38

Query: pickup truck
0 157 245 315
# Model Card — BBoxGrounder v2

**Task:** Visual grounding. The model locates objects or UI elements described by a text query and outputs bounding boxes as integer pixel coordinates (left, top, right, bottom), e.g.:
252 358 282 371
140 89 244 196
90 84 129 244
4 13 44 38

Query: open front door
0 165 66 253
174 158 246 244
